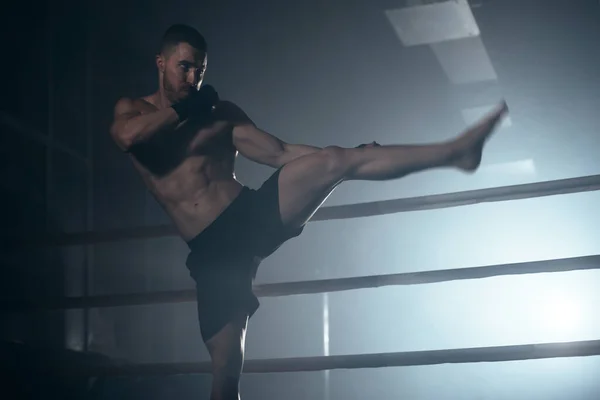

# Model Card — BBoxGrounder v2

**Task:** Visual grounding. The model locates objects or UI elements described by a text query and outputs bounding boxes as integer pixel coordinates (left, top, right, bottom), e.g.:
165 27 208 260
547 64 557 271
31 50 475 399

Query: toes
492 101 509 119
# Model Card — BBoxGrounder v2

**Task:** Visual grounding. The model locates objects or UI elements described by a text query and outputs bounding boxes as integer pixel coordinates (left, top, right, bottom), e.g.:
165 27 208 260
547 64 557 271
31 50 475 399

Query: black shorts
186 168 304 342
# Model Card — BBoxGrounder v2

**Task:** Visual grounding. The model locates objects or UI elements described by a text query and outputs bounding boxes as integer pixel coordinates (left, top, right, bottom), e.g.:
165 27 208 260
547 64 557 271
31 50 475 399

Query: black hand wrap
356 141 381 148
171 84 220 122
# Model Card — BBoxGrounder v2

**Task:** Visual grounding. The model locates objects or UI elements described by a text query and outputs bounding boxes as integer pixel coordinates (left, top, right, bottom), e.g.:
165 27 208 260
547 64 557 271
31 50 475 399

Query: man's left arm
218 101 321 168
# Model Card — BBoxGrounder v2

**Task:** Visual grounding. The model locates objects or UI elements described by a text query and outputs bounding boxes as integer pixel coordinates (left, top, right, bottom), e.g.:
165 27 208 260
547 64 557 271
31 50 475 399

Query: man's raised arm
109 98 180 152
219 101 321 168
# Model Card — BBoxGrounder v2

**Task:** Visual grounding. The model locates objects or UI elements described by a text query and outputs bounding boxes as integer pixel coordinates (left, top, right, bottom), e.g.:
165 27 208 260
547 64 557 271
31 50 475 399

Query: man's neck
156 88 175 109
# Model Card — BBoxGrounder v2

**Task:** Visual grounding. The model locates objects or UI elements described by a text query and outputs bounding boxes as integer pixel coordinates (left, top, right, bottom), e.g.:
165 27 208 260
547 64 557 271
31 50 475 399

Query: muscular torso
130 96 243 241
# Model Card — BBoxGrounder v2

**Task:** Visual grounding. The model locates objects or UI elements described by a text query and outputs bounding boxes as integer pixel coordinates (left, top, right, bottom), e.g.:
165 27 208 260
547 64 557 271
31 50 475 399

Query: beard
162 74 186 103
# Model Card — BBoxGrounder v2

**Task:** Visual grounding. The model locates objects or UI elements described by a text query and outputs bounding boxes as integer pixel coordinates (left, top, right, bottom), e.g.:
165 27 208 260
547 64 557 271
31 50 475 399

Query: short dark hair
159 24 207 55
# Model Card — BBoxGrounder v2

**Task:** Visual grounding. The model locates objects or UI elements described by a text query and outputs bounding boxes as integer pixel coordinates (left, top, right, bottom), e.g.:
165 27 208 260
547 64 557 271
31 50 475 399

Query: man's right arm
109 98 180 152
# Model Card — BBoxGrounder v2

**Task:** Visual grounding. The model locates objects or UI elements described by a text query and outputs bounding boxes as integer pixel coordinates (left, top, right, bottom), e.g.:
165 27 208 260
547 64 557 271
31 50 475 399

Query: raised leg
205 312 248 400
278 101 509 228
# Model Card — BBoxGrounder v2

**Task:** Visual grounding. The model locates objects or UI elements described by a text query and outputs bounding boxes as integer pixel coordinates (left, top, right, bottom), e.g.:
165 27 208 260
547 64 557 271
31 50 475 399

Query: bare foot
452 101 509 172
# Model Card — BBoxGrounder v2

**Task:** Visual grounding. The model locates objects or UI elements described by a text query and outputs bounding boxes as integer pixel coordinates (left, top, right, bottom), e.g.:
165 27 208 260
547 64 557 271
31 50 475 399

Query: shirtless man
109 24 509 400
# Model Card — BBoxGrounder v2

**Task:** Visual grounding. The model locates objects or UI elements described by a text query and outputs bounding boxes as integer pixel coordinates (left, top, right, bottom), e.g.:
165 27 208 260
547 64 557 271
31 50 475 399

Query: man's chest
184 119 234 155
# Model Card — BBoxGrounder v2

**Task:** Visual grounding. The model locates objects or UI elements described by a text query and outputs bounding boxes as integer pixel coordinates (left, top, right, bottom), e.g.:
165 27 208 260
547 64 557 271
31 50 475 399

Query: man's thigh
205 311 249 376
277 147 348 228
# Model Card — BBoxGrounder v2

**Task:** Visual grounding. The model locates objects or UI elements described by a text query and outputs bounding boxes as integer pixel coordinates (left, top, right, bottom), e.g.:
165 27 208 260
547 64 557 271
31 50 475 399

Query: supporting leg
205 313 248 400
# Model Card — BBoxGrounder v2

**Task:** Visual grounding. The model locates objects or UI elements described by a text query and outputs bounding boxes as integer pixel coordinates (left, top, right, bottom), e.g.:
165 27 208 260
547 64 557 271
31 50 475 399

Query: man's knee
211 368 241 400
317 146 351 177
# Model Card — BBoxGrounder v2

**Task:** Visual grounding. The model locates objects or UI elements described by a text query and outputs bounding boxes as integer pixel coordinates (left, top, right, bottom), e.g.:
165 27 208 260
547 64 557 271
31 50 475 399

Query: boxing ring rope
21 340 600 377
5 174 600 247
4 174 600 377
3 254 600 312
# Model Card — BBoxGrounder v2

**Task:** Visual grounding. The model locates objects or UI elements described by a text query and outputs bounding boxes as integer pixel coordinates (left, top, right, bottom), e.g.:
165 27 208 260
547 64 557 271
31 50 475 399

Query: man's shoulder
213 100 252 124
114 95 157 114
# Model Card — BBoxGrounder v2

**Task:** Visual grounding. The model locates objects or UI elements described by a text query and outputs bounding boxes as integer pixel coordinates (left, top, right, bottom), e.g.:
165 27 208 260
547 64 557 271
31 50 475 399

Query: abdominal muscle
131 143 243 242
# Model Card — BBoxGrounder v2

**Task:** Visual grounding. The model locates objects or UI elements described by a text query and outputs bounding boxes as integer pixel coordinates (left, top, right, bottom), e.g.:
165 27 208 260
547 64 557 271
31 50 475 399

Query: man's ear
156 54 166 73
